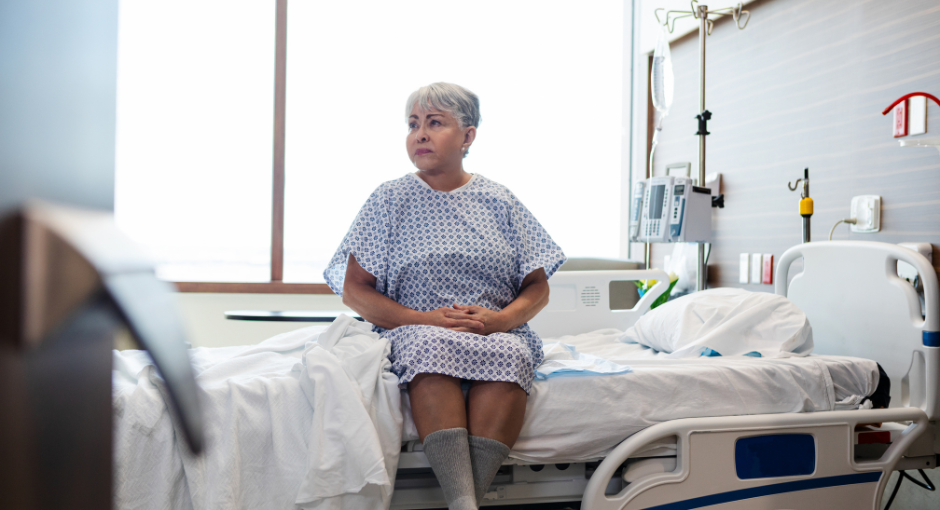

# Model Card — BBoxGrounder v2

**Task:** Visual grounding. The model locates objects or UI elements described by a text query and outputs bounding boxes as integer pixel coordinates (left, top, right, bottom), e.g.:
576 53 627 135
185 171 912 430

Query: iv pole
654 2 750 292
696 4 708 292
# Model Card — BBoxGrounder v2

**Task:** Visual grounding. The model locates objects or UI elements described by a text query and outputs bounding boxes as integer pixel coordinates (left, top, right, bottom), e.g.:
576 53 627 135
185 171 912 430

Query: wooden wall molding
174 282 335 294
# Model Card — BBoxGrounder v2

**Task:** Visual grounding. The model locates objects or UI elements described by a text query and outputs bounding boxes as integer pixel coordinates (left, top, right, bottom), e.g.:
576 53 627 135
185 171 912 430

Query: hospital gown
324 173 566 392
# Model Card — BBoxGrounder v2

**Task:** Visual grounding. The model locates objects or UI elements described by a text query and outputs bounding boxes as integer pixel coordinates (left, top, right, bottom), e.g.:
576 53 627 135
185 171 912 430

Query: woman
324 82 565 510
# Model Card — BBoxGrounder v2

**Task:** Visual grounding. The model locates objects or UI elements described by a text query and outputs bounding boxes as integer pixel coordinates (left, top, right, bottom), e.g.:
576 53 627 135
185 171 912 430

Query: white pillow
620 288 813 358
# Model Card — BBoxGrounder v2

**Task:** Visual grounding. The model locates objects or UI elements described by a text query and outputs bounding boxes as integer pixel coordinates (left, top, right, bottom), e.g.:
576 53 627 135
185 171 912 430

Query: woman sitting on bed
324 82 566 510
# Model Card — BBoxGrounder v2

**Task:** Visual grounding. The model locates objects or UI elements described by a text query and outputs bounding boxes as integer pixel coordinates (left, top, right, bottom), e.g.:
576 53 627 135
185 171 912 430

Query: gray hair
405 83 481 157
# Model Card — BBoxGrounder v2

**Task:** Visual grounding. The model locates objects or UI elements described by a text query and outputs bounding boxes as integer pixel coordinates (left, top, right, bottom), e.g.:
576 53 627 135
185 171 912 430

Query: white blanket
401 328 879 463
113 316 401 510
114 322 878 507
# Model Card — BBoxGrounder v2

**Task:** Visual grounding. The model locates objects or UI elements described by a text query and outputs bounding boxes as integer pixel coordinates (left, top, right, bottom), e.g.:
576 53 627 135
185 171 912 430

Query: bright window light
283 0 625 283
114 0 626 284
114 0 276 282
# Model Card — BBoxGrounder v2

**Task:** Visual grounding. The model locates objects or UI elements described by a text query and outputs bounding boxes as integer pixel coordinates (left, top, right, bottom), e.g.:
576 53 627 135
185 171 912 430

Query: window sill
173 282 335 294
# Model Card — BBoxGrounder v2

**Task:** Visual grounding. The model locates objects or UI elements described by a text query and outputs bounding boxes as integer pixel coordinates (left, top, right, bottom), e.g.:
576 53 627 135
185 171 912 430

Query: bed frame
391 241 939 509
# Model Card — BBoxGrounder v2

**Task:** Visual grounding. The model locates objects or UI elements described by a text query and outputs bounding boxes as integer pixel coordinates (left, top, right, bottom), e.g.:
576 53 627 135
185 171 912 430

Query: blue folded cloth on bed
701 348 762 358
535 343 633 380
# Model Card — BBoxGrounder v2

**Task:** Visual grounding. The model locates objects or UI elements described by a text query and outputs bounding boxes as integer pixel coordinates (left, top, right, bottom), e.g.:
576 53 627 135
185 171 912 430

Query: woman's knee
466 381 527 444
468 380 526 400
410 372 462 393
409 373 468 440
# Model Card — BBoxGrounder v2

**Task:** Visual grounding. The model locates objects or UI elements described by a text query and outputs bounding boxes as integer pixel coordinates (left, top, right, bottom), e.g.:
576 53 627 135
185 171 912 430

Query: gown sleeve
506 193 567 288
322 185 391 296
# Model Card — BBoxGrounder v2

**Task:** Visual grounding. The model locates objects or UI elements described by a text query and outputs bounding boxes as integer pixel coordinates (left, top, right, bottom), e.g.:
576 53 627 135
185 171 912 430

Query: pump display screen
649 185 666 219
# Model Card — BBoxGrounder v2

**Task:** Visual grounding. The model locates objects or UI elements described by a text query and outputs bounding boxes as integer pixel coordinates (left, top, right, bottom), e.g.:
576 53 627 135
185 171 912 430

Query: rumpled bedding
113 315 401 510
114 319 878 508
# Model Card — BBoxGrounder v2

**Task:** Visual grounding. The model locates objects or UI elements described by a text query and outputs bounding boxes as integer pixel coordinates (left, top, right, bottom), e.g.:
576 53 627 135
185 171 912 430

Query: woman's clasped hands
422 304 508 335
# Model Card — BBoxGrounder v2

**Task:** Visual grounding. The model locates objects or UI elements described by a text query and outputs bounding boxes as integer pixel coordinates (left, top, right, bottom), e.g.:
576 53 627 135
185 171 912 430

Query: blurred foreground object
0 202 203 509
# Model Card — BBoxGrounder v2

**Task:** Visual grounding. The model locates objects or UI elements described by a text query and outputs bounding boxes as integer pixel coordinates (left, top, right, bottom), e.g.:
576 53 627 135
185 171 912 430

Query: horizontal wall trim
173 282 335 295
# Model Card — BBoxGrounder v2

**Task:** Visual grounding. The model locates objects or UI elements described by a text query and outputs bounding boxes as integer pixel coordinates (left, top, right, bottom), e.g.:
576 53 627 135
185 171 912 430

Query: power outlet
850 195 881 233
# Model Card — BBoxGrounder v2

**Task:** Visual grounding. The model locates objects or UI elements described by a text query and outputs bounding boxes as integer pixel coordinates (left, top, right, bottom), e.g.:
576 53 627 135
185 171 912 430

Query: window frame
172 0 332 294
171 0 635 293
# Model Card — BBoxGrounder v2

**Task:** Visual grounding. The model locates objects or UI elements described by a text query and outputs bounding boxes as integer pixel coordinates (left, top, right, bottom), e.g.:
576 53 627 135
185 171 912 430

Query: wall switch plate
739 253 750 284
850 195 881 233
893 100 908 138
750 254 763 284
761 254 774 285
910 96 927 136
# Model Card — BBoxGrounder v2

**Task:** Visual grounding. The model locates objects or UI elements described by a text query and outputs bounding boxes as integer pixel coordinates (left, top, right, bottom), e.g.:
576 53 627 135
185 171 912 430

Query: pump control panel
631 176 712 243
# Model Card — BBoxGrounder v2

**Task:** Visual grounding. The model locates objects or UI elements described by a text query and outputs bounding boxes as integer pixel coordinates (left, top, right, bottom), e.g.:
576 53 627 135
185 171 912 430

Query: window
115 0 628 290
115 0 276 283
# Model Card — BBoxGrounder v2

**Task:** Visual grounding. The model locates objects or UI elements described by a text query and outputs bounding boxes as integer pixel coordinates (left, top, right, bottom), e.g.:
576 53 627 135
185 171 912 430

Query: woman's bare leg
409 373 467 442
465 381 526 503
466 381 527 446
410 373 476 509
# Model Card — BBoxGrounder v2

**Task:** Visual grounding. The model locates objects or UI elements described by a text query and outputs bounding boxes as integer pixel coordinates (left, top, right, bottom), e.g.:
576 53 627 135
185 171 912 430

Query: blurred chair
0 202 202 510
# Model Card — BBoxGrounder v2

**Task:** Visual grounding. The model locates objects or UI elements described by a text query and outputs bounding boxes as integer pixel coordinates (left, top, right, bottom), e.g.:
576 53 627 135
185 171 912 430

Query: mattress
115 325 878 471
400 329 880 463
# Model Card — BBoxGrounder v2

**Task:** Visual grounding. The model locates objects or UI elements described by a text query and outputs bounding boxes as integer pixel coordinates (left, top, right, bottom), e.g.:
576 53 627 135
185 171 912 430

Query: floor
881 469 939 509
419 469 940 509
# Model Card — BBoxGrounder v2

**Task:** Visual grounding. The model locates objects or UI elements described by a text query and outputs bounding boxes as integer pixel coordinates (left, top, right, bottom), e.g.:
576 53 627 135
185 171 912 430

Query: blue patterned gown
324 173 566 393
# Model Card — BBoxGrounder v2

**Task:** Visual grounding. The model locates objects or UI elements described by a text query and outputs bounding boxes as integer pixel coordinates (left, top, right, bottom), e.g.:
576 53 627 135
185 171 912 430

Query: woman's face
406 104 475 173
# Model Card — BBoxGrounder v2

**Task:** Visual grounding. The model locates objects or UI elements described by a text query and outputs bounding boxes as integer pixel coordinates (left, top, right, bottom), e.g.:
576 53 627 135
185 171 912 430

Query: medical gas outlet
788 168 812 243
630 176 712 244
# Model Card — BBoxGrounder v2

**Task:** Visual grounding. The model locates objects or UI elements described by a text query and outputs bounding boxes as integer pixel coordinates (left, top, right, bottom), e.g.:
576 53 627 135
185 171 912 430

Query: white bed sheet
113 325 879 509
114 321 403 510
401 328 879 463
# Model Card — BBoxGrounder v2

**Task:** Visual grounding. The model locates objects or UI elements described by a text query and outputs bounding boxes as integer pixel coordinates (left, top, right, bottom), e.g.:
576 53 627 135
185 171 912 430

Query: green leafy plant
634 271 679 309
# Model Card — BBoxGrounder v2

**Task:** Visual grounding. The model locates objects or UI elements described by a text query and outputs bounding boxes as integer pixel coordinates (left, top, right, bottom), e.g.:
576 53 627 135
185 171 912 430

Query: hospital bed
112 240 937 509
391 241 940 509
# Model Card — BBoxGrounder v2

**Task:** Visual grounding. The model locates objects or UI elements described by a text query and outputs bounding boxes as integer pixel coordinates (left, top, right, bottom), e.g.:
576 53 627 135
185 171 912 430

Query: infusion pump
629 176 712 243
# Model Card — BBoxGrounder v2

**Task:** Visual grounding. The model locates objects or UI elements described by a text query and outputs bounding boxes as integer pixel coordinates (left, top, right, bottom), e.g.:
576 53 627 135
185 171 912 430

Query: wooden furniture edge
173 282 335 294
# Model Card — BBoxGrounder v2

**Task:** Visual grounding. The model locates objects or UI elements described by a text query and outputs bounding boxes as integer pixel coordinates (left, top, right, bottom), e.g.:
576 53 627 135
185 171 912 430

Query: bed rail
582 408 929 510
775 241 940 420
577 241 939 510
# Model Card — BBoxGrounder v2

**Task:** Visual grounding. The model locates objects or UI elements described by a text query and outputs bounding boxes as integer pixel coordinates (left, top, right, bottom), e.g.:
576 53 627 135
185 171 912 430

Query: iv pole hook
788 178 803 193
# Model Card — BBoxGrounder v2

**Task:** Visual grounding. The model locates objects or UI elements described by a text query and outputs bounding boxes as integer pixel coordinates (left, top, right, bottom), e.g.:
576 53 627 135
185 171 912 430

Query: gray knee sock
422 428 477 510
468 435 511 505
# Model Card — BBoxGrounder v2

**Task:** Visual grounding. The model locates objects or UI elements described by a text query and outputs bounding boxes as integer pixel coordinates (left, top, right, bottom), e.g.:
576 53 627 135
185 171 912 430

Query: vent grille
580 286 600 307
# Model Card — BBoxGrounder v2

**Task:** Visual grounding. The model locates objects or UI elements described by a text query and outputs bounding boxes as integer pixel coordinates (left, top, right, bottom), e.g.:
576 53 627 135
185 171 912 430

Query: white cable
829 218 858 241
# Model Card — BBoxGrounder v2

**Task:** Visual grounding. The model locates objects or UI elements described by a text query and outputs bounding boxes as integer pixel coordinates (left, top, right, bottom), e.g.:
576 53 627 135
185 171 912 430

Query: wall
644 1 940 507
171 258 640 348
645 0 940 289
173 293 348 348
0 0 118 216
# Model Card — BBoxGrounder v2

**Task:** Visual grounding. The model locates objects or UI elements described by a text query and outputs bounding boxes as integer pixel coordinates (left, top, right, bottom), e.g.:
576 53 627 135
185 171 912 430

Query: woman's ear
463 126 477 147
